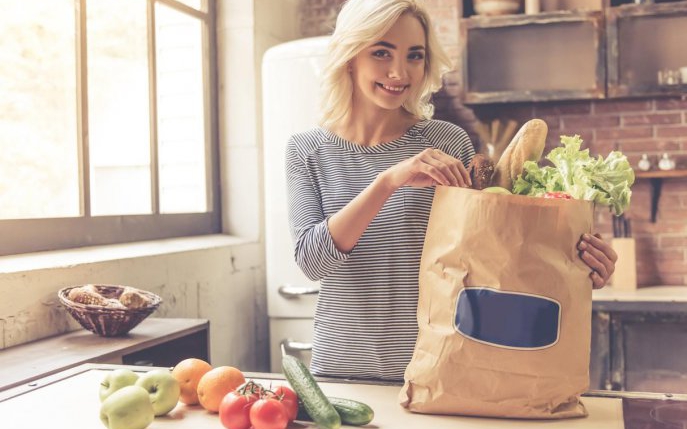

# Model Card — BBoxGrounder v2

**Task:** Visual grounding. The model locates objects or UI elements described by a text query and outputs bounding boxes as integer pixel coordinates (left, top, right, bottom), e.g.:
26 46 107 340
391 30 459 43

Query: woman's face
349 13 426 114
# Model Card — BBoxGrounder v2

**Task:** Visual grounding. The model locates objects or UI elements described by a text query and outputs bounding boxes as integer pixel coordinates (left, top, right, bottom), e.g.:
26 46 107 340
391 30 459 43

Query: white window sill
0 234 252 275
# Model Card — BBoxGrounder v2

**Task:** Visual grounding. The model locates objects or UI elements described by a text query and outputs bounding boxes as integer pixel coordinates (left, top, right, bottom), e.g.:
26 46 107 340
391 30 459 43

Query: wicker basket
58 285 162 337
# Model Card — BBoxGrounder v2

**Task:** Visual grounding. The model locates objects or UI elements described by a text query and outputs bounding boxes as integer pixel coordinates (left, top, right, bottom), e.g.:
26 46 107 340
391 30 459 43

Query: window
0 0 219 256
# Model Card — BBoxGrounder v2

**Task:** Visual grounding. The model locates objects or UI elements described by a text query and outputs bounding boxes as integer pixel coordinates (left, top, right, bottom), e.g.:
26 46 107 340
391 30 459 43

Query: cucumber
297 397 375 426
282 355 341 429
328 397 375 426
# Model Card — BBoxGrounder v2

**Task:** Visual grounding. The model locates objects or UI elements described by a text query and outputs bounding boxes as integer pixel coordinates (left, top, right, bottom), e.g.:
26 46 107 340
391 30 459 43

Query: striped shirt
286 119 475 381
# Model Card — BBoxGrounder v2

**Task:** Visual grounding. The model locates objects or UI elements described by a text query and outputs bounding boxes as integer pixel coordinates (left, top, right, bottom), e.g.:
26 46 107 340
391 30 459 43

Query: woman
286 0 616 381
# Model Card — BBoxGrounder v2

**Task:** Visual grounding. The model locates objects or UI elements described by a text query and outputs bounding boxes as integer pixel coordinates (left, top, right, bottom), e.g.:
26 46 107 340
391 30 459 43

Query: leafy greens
512 135 635 215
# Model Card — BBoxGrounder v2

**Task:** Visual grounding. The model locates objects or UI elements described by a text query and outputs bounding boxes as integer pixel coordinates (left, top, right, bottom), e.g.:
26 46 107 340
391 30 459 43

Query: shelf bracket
648 178 662 223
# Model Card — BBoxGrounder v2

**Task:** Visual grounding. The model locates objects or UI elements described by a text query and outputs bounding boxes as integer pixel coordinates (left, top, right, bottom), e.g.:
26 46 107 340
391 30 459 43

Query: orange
196 366 245 412
171 358 213 405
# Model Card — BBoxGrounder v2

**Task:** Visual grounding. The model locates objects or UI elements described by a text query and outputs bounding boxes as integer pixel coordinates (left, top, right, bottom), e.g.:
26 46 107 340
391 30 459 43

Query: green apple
135 368 181 416
100 385 154 429
99 369 140 402
482 186 512 195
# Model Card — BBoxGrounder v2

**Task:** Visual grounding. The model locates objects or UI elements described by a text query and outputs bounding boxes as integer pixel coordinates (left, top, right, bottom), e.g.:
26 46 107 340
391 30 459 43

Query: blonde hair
319 0 452 128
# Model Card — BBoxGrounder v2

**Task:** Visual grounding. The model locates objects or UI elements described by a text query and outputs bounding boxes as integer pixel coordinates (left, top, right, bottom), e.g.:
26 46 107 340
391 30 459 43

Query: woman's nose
387 58 408 80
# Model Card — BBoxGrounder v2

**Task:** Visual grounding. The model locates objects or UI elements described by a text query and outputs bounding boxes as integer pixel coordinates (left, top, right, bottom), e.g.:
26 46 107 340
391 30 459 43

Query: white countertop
0 365 629 429
594 285 687 302
592 285 687 312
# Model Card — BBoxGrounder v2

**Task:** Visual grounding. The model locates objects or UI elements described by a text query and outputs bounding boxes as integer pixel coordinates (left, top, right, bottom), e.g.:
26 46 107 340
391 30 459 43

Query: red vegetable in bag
543 191 572 199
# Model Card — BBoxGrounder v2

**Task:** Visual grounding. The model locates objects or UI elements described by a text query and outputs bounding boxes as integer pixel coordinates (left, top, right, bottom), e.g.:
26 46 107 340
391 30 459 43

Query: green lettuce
512 135 635 215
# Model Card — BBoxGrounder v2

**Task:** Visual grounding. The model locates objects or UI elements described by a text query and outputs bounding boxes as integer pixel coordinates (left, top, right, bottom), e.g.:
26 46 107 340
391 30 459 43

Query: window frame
0 0 221 257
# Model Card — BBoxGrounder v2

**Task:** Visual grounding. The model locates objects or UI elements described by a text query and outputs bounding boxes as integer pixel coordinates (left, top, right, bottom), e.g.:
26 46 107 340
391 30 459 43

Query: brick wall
299 0 687 286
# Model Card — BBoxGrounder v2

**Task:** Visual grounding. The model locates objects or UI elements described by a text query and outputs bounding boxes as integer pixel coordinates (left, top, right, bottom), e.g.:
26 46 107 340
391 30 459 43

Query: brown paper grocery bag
400 186 594 419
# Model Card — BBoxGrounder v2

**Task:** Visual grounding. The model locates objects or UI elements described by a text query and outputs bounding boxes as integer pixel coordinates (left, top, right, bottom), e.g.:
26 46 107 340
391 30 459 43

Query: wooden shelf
634 170 687 222
635 170 687 179
0 318 209 393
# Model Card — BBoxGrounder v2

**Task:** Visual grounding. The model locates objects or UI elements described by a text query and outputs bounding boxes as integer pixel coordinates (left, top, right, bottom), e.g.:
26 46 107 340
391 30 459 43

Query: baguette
492 119 548 190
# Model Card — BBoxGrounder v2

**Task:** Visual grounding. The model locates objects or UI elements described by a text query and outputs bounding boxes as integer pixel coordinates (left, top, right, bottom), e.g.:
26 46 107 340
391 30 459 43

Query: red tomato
219 391 258 429
543 191 573 199
249 398 289 429
273 385 298 421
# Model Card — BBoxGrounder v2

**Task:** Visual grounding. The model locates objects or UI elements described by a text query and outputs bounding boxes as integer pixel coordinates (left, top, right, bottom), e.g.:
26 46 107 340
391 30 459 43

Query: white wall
218 0 303 242
0 237 267 370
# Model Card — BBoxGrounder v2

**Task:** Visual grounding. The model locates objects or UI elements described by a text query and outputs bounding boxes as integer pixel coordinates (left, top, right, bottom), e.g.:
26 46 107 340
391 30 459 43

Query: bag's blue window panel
454 287 560 350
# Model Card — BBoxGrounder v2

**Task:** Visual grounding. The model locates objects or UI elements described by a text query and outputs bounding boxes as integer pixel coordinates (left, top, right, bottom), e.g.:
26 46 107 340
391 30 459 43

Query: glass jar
658 153 676 171
637 154 652 171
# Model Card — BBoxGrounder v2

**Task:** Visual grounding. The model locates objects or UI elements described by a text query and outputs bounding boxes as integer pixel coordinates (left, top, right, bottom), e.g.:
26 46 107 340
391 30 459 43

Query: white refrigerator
262 37 329 372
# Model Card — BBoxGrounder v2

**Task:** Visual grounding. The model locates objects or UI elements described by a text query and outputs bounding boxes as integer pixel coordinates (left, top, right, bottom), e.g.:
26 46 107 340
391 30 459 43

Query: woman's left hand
578 233 617 289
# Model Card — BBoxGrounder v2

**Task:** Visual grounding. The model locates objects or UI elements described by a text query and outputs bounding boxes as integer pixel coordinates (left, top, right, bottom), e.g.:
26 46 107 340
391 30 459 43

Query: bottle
658 153 675 171
637 154 651 171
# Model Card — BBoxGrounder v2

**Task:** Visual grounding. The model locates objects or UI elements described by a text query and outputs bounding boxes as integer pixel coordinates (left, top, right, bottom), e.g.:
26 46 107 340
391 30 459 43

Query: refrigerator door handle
280 339 313 356
278 284 320 298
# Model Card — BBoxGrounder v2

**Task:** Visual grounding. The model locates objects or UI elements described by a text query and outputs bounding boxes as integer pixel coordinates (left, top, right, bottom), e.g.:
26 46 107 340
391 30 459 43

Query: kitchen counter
2 363 687 428
592 285 687 312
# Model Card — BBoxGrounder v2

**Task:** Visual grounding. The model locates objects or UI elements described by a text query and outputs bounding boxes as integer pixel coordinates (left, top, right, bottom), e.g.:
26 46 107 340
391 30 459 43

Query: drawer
269 318 314 373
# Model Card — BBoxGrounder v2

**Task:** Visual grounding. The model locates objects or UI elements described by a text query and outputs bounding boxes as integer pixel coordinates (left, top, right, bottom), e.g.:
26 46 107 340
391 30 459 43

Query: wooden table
2 363 686 428
0 318 208 392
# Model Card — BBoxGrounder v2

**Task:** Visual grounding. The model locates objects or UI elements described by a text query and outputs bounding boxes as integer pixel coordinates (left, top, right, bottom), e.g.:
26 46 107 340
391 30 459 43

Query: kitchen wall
300 0 687 287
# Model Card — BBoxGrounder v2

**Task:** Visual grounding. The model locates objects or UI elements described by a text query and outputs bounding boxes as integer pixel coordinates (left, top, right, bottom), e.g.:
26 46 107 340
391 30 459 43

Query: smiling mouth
376 83 408 93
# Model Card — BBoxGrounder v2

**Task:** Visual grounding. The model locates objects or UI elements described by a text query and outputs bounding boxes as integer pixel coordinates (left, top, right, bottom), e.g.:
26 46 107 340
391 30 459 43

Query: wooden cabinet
461 11 605 103
607 2 687 98
461 3 687 103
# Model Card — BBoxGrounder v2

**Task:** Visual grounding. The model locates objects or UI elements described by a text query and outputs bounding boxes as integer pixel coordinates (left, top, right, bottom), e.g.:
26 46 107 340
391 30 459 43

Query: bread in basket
58 284 162 337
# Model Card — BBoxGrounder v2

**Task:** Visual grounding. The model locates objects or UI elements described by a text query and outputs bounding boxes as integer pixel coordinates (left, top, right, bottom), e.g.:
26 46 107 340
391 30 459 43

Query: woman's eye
408 52 425 61
372 49 391 58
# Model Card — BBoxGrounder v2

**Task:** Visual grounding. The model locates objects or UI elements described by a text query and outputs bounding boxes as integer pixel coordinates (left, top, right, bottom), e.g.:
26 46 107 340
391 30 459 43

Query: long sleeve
285 138 349 281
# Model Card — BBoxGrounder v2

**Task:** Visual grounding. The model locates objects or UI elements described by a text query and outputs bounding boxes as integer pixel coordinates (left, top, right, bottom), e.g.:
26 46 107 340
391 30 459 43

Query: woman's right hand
327 148 470 253
381 148 471 190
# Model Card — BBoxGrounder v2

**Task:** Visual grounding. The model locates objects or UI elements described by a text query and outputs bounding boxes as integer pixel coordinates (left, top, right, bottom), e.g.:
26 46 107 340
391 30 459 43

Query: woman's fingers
444 153 471 188
590 271 606 289
427 149 471 187
579 248 608 288
396 149 471 188
578 233 617 288
424 149 457 186
417 162 451 186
